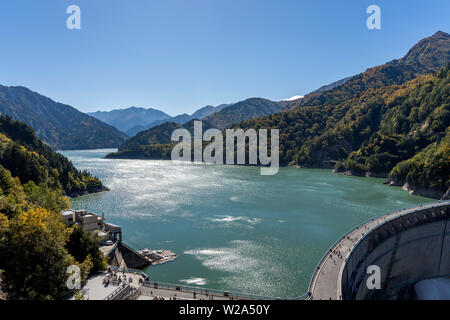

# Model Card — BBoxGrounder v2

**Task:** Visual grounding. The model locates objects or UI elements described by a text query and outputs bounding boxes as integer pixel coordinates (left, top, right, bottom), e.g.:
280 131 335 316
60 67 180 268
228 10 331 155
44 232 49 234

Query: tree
0 208 73 300
66 225 107 274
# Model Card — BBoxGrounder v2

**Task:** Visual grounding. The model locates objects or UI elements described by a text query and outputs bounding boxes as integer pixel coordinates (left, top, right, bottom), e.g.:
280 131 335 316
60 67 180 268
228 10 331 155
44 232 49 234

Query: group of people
102 271 134 287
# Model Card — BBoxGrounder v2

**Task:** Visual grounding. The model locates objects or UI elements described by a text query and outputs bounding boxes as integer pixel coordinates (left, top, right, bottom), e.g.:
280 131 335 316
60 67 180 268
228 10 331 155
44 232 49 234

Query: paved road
308 202 444 300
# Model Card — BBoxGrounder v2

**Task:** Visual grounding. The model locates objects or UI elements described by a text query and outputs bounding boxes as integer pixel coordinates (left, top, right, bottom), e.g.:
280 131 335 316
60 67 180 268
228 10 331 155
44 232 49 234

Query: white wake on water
180 277 207 286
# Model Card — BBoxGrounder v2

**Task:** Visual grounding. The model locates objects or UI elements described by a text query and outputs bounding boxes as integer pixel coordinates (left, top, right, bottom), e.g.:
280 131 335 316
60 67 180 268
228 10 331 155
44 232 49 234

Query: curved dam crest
309 201 450 300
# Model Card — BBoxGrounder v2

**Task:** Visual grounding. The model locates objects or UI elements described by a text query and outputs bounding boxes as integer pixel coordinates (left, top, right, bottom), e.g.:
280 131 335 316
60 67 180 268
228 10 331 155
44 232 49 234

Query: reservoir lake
62 149 434 298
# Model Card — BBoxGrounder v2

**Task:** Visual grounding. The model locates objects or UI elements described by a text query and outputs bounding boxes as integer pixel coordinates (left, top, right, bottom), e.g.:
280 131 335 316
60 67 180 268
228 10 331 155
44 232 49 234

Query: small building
60 209 121 241
61 210 76 226
104 222 122 241
79 213 103 233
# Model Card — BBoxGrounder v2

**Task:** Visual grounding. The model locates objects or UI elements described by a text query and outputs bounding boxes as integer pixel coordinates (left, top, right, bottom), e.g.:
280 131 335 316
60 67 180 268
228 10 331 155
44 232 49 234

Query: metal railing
104 283 132 300
125 286 141 300
142 281 277 300
109 266 149 280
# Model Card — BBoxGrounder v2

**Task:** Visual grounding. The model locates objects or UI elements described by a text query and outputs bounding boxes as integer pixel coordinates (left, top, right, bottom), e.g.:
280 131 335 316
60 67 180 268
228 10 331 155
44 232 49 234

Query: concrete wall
341 203 450 300
117 242 150 269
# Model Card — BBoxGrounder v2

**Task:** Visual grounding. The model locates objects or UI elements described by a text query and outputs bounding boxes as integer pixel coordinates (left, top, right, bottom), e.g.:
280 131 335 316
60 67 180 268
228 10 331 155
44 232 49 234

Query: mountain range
106 97 288 156
0 85 292 151
290 31 450 110
107 31 450 199
88 106 172 133
89 103 232 136
0 86 127 150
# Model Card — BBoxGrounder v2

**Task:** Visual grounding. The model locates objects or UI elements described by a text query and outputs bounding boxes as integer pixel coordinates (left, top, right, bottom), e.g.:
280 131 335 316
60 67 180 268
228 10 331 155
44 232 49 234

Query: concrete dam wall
341 202 450 300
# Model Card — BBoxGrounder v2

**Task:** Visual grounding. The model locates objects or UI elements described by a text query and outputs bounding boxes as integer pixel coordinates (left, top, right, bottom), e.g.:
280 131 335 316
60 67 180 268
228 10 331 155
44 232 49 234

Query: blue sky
0 1 449 115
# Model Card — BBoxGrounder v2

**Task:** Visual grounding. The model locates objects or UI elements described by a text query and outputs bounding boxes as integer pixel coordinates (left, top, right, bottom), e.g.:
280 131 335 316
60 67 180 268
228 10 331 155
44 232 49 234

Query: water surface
62 149 433 298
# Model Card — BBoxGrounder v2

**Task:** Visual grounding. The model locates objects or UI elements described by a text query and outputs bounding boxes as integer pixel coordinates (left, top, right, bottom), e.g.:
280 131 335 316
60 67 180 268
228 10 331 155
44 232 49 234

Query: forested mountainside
106 32 449 199
289 31 450 109
239 65 450 199
106 119 216 160
0 116 107 299
107 65 450 199
0 115 106 198
202 98 286 129
109 97 287 156
123 98 280 137
0 85 127 150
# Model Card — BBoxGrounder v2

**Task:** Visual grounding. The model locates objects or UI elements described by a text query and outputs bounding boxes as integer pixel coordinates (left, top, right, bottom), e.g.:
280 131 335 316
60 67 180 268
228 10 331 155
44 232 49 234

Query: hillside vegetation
124 98 285 137
0 115 106 197
240 65 450 198
290 31 450 109
108 65 450 198
107 98 287 158
106 31 450 199
0 116 107 299
203 98 286 129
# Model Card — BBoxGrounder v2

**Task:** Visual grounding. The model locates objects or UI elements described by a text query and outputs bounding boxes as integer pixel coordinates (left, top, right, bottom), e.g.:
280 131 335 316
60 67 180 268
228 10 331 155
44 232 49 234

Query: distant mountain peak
396 30 450 68
432 30 448 37
291 30 450 109
88 106 171 132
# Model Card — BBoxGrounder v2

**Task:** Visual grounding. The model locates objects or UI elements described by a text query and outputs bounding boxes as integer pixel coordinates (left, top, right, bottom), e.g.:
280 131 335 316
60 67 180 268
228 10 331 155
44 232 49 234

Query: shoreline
101 154 447 200
66 187 110 199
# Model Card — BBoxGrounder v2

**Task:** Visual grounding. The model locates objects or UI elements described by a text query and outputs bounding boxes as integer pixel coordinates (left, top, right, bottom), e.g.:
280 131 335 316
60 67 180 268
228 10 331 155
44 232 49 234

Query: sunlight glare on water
63 149 434 298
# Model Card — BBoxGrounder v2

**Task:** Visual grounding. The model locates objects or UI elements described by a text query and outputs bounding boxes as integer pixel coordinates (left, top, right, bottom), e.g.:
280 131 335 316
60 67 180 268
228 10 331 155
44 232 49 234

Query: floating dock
138 249 178 265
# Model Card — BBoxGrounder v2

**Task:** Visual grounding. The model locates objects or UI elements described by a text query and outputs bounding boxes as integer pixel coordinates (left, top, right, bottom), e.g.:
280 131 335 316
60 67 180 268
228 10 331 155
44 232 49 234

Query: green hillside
240 65 450 198
0 115 106 198
105 32 450 199
108 65 450 199
290 31 449 110
0 116 107 299
106 119 216 160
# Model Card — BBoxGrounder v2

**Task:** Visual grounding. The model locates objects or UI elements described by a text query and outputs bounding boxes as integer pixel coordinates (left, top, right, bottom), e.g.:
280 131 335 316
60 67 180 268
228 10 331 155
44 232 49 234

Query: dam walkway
305 200 450 300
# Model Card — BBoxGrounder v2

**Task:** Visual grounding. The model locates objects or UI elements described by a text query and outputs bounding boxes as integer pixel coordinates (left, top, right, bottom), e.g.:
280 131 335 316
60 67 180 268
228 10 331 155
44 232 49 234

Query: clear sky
0 1 449 115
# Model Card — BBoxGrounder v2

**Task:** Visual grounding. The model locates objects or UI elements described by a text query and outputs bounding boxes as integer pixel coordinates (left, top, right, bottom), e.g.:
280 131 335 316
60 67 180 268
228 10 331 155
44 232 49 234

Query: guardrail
142 281 277 300
104 283 131 300
109 266 149 280
126 286 141 300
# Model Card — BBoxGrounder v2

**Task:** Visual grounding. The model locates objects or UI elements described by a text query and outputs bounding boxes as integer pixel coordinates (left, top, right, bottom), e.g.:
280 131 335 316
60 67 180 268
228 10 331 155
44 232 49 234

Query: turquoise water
62 149 434 298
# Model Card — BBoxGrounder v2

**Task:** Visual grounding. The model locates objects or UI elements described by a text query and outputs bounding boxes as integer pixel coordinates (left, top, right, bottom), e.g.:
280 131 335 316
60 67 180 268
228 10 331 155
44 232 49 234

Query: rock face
401 183 447 200
364 171 389 178
383 177 447 200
